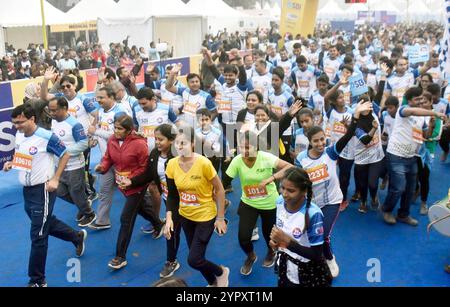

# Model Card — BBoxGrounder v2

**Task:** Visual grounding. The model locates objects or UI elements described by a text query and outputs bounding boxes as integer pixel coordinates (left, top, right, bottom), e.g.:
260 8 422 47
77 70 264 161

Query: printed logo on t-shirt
315 225 324 235
59 130 66 137
292 228 302 239
157 117 164 124
190 175 202 181
29 146 38 155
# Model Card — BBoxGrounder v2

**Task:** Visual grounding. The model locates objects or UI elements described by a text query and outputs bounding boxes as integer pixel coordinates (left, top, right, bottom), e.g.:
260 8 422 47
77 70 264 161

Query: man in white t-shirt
382 87 446 226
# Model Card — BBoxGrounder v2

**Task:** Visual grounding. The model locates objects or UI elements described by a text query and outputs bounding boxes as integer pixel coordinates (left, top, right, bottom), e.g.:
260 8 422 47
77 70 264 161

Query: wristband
216 217 225 221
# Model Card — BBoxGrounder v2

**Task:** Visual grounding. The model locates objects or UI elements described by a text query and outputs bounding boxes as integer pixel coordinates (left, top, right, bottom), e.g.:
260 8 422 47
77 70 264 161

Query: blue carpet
0 147 449 287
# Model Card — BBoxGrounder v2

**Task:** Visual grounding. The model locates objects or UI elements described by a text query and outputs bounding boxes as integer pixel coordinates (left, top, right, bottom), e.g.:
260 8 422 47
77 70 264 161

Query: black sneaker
27 282 48 287
371 197 380 211
160 260 181 278
108 257 127 270
240 254 257 276
88 222 111 230
88 193 99 202
262 250 276 268
78 213 96 227
358 202 368 214
75 212 84 222
351 192 361 202
76 230 87 257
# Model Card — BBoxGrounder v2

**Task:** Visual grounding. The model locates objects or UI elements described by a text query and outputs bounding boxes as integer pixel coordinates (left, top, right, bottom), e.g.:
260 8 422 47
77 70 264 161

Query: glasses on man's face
61 84 72 90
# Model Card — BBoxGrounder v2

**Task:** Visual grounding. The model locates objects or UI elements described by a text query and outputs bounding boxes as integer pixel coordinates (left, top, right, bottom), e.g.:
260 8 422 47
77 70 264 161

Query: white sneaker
326 256 340 278
251 227 259 242
215 266 230 287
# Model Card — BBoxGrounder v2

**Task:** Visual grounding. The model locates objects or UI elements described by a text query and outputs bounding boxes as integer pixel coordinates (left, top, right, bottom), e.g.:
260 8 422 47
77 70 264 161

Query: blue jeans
24 184 79 284
321 204 340 261
382 153 418 218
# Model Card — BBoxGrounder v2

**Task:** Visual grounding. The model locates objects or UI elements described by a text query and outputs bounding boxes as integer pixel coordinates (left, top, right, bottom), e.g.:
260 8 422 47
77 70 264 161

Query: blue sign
408 44 429 64
349 74 368 97
0 110 15 170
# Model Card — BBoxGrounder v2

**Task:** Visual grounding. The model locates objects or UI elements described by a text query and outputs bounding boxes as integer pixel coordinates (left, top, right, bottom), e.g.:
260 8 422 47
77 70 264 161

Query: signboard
408 45 430 64
349 73 369 97
280 0 319 38
50 21 97 33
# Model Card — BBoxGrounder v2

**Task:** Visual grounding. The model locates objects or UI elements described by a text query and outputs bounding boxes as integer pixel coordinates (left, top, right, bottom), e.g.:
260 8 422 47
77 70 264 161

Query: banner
0 110 15 169
50 21 97 33
280 0 319 39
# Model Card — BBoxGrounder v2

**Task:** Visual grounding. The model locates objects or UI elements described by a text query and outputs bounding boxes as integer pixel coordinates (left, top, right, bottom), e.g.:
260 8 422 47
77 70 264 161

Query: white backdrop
97 17 153 51
153 17 204 57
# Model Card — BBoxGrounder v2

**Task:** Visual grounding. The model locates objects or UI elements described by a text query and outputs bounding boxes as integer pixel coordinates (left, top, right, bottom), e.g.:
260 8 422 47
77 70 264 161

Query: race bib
270 105 283 116
180 192 199 207
332 122 347 135
115 171 131 185
68 108 78 117
100 122 110 131
306 164 330 185
412 127 423 143
244 185 268 199
142 126 156 138
183 101 198 116
217 97 232 113
12 152 33 172
298 80 309 88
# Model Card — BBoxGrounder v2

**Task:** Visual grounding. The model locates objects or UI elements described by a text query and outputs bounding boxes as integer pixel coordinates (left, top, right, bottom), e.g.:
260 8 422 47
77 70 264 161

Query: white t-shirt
276 196 325 284
325 107 355 160
132 103 178 151
251 72 273 103
354 116 385 165
51 116 86 171
387 106 428 158
158 156 168 200
13 128 66 187
295 145 343 207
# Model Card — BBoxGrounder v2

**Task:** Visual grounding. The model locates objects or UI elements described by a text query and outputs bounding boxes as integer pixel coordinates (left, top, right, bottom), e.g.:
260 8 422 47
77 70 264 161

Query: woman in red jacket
95 114 164 270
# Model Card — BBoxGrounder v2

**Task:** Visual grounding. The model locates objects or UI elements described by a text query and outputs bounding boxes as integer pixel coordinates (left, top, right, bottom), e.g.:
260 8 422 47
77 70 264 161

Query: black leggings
181 216 223 285
354 160 384 203
238 201 276 255
440 127 450 153
116 190 163 259
167 208 182 262
417 158 430 203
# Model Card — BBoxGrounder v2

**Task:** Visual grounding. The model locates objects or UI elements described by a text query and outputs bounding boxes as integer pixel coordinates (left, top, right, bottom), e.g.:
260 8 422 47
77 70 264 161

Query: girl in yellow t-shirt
164 126 229 287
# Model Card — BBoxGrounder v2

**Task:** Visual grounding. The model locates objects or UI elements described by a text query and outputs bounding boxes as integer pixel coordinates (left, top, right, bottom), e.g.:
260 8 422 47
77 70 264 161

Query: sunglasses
61 84 72 90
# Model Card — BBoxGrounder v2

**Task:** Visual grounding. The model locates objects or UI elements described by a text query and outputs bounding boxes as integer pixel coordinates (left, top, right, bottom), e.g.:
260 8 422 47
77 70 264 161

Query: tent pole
40 0 48 50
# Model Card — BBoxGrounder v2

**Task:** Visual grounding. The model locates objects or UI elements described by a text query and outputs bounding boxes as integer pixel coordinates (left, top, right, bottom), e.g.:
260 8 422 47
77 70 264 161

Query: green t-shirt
226 151 279 210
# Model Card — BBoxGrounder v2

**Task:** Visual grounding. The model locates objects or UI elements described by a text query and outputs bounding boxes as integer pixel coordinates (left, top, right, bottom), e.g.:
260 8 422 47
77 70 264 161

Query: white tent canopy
187 0 248 18
65 0 121 23
0 0 67 27
396 0 433 21
317 0 346 20
368 0 399 13
187 0 250 33
115 0 199 18
98 0 203 57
